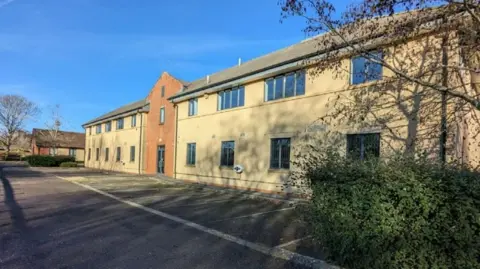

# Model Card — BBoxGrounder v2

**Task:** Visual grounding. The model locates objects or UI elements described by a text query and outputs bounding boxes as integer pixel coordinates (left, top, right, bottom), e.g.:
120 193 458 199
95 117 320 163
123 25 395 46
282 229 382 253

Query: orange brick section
144 72 185 176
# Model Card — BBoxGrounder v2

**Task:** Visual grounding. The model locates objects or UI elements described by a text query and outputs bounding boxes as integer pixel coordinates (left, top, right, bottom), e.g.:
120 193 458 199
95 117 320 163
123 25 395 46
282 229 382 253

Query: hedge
59 162 78 167
300 151 480 269
23 155 76 167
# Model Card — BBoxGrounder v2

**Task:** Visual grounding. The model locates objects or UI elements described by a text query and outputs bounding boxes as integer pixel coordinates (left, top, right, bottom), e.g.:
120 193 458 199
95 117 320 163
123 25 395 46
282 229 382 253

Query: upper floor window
161 86 165 97
220 141 235 167
347 133 380 160
96 124 101 134
160 107 165 124
265 70 305 101
105 121 112 132
88 127 91 135
188 98 198 116
218 86 245 110
117 118 124 130
351 51 383 85
131 115 137 127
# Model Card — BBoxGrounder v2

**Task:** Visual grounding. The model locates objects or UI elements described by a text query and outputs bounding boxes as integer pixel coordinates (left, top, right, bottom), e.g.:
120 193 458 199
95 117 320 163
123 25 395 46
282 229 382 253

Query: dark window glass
295 70 306 96
116 147 121 162
220 141 235 167
188 99 198 116
266 79 274 101
347 133 380 160
130 146 135 162
131 115 136 127
187 143 196 165
117 118 124 130
238 87 245 106
69 148 76 157
105 148 109 161
96 148 99 161
285 73 295 98
224 90 231 109
160 107 165 123
351 51 383 85
88 148 91 160
274 76 284 100
96 124 101 134
161 86 165 97
105 121 112 132
231 88 239 107
270 138 291 169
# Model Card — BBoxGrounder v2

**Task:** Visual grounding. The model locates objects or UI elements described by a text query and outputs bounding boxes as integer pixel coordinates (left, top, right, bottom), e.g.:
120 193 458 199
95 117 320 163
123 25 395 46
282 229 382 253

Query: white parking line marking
59 176 338 269
209 207 295 223
156 198 235 208
275 236 313 248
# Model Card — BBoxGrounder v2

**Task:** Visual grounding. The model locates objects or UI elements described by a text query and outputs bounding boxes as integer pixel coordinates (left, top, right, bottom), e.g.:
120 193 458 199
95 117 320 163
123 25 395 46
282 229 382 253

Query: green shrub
22 155 76 167
52 155 75 166
59 162 78 167
301 150 480 269
22 155 56 167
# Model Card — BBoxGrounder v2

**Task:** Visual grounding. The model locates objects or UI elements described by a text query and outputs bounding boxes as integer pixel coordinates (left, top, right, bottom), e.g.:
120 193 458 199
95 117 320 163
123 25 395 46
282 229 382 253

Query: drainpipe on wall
138 111 143 174
173 104 178 179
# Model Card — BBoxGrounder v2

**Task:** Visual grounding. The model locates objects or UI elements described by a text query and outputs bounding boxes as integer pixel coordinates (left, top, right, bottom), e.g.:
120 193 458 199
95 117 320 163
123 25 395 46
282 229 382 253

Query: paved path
0 165 333 269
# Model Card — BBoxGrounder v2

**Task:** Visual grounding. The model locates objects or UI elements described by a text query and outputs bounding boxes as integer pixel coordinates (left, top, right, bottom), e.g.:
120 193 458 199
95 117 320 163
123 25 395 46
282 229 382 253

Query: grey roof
170 6 453 100
83 99 148 127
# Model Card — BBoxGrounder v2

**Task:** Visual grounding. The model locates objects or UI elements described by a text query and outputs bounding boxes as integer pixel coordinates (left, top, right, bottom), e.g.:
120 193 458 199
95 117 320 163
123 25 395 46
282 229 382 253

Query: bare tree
38 104 64 156
279 1 480 164
0 95 39 160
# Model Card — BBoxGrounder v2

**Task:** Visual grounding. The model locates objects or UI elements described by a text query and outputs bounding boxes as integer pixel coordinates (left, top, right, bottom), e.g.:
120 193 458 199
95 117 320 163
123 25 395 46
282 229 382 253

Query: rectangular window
105 121 112 132
218 86 245 110
186 143 196 165
96 148 99 161
88 148 91 160
188 98 198 116
105 148 109 161
160 107 165 124
347 133 381 160
116 147 121 162
131 115 137 127
130 146 135 162
69 148 76 157
270 138 291 169
161 86 165 97
116 118 124 130
351 51 383 85
89 127 91 135
220 141 235 167
49 148 57 156
265 70 305 101
96 124 101 134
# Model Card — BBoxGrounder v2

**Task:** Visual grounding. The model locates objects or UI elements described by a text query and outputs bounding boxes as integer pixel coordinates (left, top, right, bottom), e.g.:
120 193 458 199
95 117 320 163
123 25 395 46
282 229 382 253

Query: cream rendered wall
85 112 147 174
174 34 477 193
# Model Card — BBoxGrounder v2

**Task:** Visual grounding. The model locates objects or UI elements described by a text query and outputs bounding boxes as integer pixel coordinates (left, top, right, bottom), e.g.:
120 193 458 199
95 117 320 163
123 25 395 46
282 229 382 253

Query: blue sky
0 0 313 132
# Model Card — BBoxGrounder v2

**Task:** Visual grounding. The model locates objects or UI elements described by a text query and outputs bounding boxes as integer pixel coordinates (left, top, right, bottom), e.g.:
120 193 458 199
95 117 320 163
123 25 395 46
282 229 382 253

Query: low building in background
83 100 149 174
31 128 85 161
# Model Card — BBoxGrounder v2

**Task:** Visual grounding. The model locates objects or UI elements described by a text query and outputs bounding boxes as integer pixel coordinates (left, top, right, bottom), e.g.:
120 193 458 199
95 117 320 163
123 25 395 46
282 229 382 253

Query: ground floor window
116 147 121 162
88 148 91 160
95 148 99 161
49 147 57 156
69 148 76 157
105 148 109 161
187 143 196 165
220 141 235 167
347 133 380 160
270 138 291 169
130 146 135 162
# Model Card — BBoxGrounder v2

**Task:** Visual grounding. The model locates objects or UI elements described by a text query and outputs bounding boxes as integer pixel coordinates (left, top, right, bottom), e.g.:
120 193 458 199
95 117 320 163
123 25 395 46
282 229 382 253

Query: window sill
185 164 196 167
349 78 384 89
268 168 290 173
219 165 234 170
264 94 305 104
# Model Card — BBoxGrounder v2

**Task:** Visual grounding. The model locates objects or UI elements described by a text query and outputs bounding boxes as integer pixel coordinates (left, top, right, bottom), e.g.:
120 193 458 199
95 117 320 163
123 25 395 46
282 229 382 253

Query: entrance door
157 146 165 174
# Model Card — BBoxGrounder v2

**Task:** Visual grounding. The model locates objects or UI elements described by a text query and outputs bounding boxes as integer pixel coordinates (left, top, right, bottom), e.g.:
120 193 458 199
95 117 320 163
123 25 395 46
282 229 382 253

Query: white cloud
0 0 16 9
